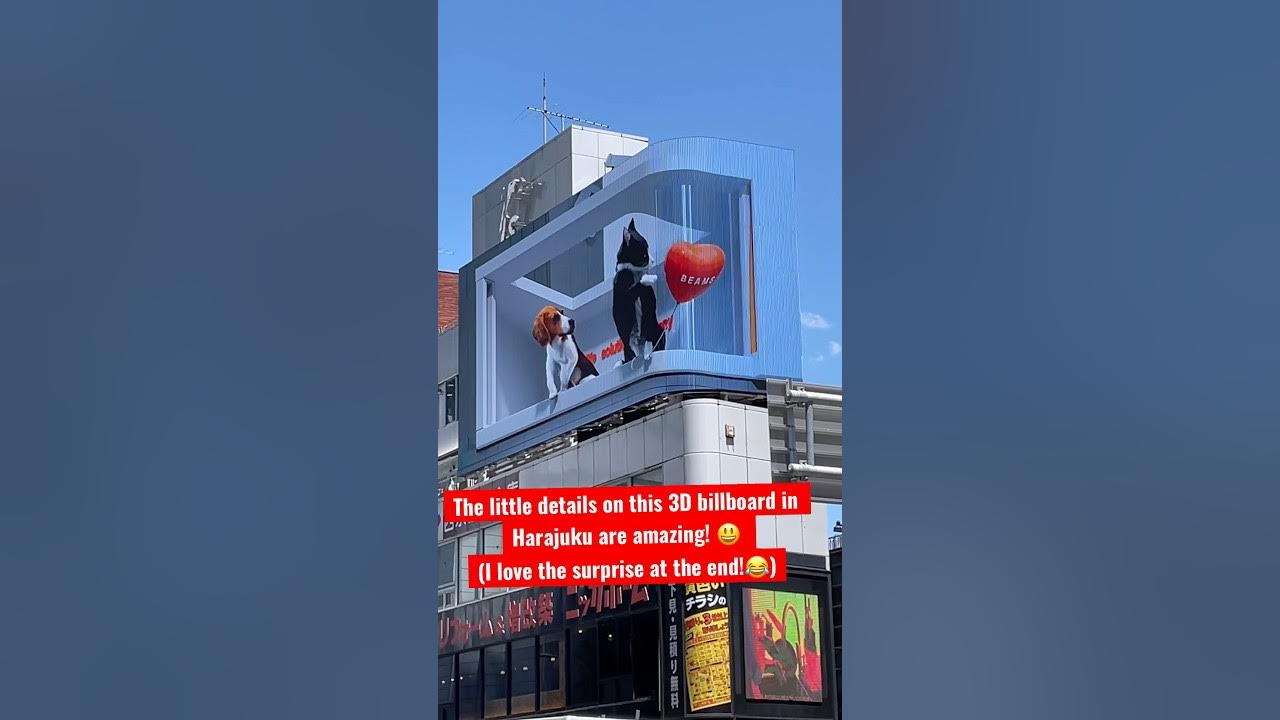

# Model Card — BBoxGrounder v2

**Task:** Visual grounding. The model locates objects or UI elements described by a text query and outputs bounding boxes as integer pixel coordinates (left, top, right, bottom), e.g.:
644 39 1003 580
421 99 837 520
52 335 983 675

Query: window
439 655 457 720
483 644 508 718
481 525 504 597
631 612 659 700
457 532 480 603
458 651 481 720
510 638 536 714
440 376 458 428
598 618 633 704
538 633 565 711
568 625 598 706
439 541 457 589
632 467 664 486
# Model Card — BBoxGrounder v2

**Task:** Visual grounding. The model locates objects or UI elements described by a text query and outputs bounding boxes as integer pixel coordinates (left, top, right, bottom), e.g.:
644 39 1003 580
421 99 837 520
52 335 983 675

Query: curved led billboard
458 137 801 470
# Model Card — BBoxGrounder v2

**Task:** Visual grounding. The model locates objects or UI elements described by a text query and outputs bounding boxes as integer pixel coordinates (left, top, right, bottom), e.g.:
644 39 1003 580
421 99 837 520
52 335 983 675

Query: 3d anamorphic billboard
458 137 801 470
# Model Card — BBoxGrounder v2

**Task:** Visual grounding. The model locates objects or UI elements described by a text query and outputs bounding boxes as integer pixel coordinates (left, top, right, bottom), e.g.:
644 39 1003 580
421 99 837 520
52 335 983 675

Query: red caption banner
443 483 810 588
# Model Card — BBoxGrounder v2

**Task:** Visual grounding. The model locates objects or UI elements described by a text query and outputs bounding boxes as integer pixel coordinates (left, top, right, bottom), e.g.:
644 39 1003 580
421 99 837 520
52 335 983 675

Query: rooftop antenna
526 74 609 145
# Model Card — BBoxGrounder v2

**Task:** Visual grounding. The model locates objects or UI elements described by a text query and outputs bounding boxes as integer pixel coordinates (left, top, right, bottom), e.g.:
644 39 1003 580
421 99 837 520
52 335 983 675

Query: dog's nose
568 318 575 332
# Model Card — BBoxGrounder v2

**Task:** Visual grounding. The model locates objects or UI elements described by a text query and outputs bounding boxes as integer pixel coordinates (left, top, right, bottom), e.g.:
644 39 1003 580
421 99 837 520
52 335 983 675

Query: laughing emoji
745 555 769 578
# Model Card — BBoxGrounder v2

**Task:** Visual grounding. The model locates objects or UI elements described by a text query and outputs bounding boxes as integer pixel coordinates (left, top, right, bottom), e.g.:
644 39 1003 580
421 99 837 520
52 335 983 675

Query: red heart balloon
664 242 726 304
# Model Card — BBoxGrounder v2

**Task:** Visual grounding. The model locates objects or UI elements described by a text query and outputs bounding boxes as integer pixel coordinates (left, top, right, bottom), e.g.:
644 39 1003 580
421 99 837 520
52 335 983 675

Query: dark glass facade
439 585 661 719
437 575 837 720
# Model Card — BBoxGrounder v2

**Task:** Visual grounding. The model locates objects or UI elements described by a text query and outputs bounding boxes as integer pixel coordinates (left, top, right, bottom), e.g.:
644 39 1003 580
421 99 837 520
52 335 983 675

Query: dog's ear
628 218 637 231
532 312 550 345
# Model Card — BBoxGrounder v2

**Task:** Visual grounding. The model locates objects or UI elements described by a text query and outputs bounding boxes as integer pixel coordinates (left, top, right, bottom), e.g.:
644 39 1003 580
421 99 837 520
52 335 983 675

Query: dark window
510 638 536 714
484 644 508 718
632 468 664 486
568 625 598 706
481 525 504 597
439 541 457 589
631 611 659 700
459 651 481 720
457 532 480 603
440 377 458 427
439 655 457 720
538 633 565 711
598 618 633 704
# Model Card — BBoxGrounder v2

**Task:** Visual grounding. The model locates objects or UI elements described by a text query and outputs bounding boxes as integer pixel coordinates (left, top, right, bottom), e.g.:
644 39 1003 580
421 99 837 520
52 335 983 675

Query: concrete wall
471 126 648 256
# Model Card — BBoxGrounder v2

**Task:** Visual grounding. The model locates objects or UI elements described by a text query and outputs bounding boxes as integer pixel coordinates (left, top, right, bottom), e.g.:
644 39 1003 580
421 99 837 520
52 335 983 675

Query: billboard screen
741 588 823 703
460 138 801 464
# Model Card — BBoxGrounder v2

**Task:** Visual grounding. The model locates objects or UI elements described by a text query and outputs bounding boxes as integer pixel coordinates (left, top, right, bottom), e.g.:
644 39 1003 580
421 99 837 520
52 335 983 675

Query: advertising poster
682 582 731 712
741 589 824 703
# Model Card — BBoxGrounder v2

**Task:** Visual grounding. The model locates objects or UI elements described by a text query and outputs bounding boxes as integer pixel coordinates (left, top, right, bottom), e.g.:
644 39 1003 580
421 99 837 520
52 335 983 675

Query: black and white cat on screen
611 219 666 364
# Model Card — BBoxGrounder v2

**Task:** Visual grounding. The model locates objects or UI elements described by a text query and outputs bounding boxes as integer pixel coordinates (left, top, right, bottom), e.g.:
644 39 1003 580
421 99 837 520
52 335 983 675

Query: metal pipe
786 388 843 405
787 463 843 477
805 402 815 466
786 403 796 468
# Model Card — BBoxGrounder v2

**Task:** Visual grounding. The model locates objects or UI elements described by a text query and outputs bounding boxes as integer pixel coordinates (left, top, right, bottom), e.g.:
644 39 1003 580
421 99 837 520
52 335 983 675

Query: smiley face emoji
745 555 769 578
718 522 740 546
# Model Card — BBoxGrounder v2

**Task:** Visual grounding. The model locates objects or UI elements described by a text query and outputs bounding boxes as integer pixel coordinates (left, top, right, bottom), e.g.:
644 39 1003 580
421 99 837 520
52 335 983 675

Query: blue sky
439 0 843 387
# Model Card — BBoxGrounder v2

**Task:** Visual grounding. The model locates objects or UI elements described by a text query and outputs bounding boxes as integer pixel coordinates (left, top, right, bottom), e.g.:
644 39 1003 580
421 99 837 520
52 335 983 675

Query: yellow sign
683 583 731 712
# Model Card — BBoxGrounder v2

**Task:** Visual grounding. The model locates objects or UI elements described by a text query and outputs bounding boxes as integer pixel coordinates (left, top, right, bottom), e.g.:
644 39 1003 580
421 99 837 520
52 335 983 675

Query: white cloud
828 341 842 356
800 311 831 330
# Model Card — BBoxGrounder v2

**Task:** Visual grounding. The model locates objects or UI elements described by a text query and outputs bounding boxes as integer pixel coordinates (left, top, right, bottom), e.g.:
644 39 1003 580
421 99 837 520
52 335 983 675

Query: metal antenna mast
526 75 608 145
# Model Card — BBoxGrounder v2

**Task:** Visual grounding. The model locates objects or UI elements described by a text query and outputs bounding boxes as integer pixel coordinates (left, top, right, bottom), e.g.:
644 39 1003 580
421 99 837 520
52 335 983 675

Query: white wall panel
662 405 684 461
719 453 747 485
683 452 721 486
717 402 747 456
744 406 771 461
683 400 721 454
626 421 645 476
662 456 685 486
609 428 627 481
643 417 663 469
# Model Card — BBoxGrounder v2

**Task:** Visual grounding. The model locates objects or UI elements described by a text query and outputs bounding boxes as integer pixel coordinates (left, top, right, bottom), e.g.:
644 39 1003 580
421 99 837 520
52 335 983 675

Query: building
440 270 460 332
471 127 650 257
439 125 842 720
828 534 842 720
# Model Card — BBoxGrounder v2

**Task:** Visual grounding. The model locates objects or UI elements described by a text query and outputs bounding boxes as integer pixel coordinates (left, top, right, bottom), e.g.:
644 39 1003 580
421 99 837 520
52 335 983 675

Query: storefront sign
438 584 657 653
565 584 652 621
662 585 685 718
682 582 731 712
438 587 558 653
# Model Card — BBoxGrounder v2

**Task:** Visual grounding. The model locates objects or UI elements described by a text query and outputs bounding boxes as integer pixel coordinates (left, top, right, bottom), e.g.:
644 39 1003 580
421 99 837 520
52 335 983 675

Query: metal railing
768 379 843 501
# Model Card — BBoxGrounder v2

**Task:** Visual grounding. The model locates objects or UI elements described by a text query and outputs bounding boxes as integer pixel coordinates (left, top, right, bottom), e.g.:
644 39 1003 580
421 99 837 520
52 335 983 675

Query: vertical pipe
805 402 815 466
785 385 797 468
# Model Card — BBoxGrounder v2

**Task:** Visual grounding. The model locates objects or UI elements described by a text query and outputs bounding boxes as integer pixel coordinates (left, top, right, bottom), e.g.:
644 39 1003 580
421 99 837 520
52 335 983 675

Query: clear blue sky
440 0 843 387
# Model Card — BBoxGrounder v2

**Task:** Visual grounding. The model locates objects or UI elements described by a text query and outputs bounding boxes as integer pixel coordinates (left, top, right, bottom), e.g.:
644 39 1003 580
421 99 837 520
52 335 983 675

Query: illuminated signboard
741 588 824 704
438 584 655 654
